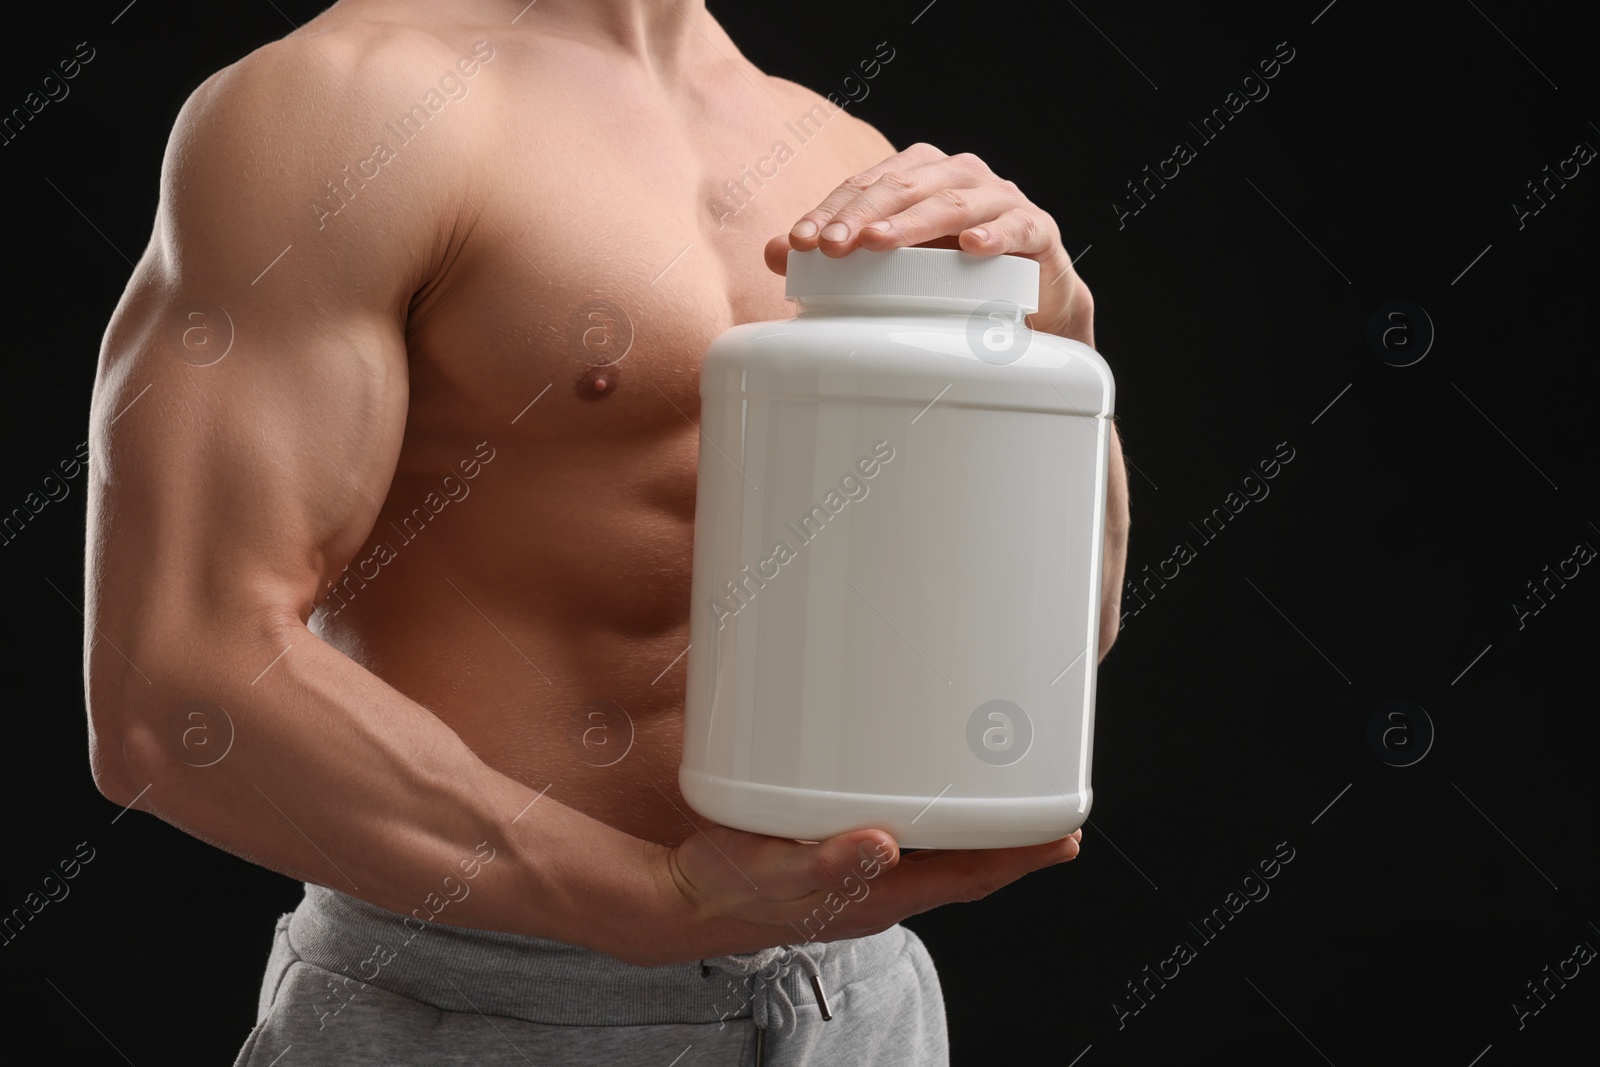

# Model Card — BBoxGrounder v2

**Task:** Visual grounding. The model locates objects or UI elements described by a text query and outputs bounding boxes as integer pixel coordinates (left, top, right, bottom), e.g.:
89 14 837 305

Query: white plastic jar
680 246 1114 849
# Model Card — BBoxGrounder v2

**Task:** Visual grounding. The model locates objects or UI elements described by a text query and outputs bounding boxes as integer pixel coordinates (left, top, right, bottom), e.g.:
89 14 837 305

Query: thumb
689 824 899 902
763 234 793 275
807 829 900 894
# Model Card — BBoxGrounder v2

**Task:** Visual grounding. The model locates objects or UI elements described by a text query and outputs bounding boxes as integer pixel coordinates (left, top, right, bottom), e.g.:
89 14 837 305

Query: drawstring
700 944 831 1063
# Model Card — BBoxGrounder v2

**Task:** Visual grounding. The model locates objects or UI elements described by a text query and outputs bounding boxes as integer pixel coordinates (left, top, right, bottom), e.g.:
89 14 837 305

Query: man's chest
403 86 878 442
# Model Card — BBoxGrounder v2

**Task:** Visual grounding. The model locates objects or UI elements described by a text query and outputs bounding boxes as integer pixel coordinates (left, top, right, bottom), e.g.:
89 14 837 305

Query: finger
703 824 898 904
1029 254 1093 343
786 142 948 247
742 831 1078 937
877 833 1081 910
853 182 1031 256
899 827 1083 862
769 827 900 902
770 232 966 273
954 205 1060 260
812 153 1006 257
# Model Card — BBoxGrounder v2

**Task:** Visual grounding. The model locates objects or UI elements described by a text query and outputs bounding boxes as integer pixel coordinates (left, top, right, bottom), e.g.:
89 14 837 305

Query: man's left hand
765 142 1094 349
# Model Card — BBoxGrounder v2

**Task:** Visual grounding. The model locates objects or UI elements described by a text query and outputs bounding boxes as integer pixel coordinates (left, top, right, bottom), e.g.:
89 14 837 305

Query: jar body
681 301 1115 848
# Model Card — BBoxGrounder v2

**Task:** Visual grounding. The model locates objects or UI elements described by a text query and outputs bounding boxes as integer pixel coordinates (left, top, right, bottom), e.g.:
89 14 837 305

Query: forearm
92 616 666 961
1099 418 1130 658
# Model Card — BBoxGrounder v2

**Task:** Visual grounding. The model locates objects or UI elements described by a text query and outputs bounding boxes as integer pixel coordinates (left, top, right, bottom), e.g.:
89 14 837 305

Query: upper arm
84 32 468 764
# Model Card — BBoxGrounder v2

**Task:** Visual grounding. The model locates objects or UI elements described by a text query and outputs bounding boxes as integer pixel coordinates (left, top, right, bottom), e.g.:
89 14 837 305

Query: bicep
86 41 445 671
89 276 409 627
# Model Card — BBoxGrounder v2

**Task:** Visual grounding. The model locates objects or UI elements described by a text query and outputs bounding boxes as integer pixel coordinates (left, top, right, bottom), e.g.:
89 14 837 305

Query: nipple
575 364 619 400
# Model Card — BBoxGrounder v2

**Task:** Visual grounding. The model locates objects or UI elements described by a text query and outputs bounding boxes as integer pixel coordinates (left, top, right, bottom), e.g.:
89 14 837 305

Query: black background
3 0 1597 1063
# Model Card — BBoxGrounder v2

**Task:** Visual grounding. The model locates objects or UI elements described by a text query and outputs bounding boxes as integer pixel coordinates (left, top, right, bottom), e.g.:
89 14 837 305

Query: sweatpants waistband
283 882 912 1028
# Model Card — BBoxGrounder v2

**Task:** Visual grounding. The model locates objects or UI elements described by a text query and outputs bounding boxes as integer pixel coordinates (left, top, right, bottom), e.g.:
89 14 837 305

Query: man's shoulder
766 74 898 160
154 19 496 267
182 20 491 146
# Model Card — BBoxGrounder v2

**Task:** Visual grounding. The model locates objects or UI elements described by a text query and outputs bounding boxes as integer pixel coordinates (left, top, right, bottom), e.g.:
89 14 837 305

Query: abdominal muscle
311 418 709 850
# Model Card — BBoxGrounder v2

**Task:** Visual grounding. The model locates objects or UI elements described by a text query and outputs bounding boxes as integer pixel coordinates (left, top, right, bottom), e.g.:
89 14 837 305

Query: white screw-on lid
785 247 1041 313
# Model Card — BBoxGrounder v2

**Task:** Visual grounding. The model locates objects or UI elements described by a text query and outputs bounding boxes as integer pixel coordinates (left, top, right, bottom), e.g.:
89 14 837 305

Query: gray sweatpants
231 883 949 1066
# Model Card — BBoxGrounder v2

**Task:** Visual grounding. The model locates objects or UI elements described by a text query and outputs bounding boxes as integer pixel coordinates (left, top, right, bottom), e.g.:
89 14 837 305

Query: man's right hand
631 821 1082 966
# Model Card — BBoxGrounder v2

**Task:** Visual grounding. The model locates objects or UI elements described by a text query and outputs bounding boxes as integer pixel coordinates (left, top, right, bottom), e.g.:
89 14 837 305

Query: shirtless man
84 0 1128 1063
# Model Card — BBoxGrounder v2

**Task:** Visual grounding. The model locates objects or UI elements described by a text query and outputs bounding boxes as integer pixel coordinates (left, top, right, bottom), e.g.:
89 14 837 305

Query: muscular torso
304 4 887 847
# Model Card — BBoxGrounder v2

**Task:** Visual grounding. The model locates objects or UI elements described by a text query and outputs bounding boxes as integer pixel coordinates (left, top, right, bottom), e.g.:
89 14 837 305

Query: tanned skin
85 0 1128 968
